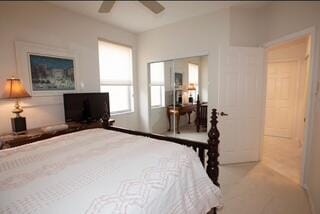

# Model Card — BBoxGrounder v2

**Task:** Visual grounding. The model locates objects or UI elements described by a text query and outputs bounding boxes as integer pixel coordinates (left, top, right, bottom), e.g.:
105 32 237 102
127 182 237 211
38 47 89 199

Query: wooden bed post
206 108 220 187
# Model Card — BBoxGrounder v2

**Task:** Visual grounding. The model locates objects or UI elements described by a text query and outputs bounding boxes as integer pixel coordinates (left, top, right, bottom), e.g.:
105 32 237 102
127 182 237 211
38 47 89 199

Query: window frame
188 63 200 101
149 62 165 108
150 85 165 108
100 84 133 115
98 39 134 115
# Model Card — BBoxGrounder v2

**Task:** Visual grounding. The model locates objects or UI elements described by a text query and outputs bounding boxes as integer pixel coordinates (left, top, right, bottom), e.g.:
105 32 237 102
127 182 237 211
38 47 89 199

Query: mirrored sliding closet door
148 55 209 142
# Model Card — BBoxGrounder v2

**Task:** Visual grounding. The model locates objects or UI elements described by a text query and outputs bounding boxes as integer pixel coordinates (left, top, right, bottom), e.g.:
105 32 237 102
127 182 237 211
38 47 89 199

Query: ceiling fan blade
99 1 116 13
139 1 165 14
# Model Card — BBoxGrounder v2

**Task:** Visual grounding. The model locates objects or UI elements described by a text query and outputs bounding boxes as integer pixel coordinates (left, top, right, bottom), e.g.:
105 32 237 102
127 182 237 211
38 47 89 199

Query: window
98 40 133 114
188 63 199 101
150 62 165 107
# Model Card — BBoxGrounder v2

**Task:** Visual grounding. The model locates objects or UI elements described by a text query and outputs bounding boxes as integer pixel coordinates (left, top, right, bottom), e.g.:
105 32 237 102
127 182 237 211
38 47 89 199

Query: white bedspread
0 129 222 214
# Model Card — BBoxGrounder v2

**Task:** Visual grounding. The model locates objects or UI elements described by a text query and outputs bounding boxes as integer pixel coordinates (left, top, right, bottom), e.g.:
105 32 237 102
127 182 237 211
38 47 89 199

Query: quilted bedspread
0 128 222 214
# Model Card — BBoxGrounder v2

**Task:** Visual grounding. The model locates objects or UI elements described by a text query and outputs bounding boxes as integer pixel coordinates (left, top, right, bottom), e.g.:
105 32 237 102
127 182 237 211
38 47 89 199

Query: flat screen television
63 93 109 123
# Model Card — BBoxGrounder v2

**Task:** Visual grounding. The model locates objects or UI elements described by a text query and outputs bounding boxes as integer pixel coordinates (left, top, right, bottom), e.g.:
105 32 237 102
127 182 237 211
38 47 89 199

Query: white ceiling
49 1 267 33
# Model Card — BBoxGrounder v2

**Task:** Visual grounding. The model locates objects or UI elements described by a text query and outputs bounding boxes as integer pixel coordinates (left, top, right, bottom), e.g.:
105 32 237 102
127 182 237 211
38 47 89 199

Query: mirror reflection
149 55 208 142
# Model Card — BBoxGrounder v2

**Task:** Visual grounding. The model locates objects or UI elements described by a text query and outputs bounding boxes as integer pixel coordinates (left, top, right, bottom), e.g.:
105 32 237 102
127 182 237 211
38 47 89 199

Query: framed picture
29 54 75 91
175 72 183 88
15 41 79 97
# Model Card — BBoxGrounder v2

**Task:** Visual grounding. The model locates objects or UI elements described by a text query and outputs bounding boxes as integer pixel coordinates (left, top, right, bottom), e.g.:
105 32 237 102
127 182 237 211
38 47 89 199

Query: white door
264 61 298 138
218 47 264 164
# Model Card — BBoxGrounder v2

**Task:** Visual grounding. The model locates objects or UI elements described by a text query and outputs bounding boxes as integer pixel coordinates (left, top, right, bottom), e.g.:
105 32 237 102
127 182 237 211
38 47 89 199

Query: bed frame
2 92 220 213
104 108 220 214
104 108 220 187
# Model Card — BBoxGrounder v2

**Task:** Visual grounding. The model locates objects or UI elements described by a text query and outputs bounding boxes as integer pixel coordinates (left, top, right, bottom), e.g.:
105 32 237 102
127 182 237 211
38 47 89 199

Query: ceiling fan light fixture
98 1 165 14
139 1 165 14
98 1 116 13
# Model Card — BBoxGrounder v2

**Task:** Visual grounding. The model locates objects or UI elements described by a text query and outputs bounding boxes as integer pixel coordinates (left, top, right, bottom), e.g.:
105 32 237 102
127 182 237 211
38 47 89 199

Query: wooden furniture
166 103 196 134
196 97 208 132
0 119 115 150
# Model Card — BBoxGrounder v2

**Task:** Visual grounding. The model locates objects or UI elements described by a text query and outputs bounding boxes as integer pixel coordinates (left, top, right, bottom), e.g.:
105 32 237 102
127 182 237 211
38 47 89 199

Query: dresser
0 119 115 150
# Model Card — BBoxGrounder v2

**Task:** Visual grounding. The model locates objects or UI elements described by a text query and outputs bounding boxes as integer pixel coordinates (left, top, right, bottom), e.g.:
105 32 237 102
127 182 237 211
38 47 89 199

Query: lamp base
11 117 27 135
12 99 23 118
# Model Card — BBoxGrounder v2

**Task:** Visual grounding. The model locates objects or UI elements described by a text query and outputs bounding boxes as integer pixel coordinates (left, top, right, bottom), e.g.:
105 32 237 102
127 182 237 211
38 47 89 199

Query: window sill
111 111 134 116
151 106 166 110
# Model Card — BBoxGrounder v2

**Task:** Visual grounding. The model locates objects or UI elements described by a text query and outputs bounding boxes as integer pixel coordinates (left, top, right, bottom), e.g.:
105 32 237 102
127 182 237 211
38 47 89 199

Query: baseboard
303 184 316 214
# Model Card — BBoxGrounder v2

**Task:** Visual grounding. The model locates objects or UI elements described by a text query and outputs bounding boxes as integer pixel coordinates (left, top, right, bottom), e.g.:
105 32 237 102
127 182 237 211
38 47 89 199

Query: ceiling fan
98 1 165 14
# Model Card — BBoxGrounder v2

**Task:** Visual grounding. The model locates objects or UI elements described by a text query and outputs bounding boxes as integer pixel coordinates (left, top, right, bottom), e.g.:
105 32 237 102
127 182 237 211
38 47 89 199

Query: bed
0 102 222 214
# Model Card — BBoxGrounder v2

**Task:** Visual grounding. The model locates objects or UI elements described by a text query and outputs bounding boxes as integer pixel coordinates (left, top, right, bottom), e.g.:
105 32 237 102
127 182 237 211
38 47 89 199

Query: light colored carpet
162 124 208 142
262 136 302 184
218 163 311 214
163 125 310 214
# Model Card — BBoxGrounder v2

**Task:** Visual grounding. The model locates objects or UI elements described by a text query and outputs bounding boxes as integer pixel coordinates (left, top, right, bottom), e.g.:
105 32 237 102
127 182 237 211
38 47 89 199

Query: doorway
262 36 311 184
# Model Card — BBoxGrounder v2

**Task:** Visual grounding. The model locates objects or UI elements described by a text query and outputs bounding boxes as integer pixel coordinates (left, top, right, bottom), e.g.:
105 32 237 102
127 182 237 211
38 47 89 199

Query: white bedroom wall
229 6 267 47
0 2 139 134
138 9 230 132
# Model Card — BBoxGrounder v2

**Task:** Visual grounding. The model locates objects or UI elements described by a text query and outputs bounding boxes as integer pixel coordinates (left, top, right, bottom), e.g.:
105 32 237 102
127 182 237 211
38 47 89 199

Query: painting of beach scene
29 54 75 91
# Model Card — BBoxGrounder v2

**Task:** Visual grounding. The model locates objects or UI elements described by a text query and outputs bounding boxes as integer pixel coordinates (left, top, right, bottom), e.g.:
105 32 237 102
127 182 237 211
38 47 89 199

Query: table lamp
187 83 196 103
3 77 31 134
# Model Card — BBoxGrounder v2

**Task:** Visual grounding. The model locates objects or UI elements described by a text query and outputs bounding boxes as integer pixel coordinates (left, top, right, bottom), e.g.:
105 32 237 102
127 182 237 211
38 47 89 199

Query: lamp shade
3 78 30 99
187 83 196 91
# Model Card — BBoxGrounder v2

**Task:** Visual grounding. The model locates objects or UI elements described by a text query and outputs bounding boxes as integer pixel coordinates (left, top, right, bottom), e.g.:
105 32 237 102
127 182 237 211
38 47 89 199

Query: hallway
262 136 303 184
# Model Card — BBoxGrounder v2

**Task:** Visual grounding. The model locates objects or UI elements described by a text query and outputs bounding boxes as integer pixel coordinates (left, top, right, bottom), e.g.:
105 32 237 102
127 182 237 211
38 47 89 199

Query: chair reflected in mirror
196 94 208 132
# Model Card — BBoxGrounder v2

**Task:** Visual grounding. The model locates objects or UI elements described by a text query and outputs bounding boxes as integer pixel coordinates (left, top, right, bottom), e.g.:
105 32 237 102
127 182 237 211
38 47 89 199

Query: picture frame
175 72 183 88
29 54 75 92
15 41 79 96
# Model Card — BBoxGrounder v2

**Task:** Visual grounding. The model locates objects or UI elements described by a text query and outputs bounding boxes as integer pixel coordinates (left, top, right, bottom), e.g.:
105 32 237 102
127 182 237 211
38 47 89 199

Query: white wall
0 2 139 134
229 6 267 47
150 107 167 134
308 96 320 214
200 56 208 102
138 9 230 132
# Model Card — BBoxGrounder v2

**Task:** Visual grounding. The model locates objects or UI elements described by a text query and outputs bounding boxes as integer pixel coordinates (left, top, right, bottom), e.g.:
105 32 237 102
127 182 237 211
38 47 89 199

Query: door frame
261 27 319 187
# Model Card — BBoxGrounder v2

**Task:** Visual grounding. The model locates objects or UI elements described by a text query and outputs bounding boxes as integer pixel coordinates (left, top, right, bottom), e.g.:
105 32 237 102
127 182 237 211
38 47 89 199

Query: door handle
220 112 229 116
